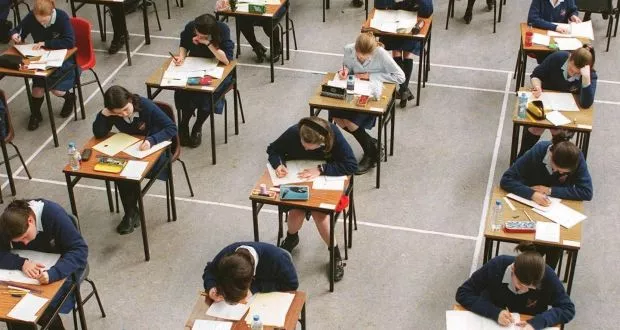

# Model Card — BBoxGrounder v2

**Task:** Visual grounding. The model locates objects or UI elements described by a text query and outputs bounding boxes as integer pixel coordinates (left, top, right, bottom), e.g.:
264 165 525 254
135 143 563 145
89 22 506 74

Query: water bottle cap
495 200 501 205
68 142 75 148
253 315 260 321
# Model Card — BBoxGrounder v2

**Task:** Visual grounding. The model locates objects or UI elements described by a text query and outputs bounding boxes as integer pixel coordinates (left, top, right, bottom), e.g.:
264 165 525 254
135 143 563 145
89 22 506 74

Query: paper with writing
0 251 60 285
535 221 560 242
93 133 140 156
123 140 171 159
244 292 294 327
205 300 249 321
525 92 580 112
531 202 586 229
7 293 49 322
192 320 233 330
545 110 571 126
446 310 521 330
120 160 148 180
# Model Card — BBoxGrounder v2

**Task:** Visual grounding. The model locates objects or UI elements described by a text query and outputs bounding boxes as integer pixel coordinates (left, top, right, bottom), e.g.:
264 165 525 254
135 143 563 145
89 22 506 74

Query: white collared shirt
236 245 259 276
550 0 565 8
542 145 554 175
42 9 57 28
123 112 140 124
502 264 527 295
561 60 580 82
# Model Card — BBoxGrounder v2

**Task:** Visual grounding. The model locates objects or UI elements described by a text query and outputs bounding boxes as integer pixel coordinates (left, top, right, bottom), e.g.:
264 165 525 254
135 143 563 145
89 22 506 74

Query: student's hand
531 85 542 98
37 271 50 284
497 310 514 327
555 25 570 34
355 72 370 80
516 322 535 330
22 260 45 278
338 67 349 79
532 192 552 207
11 33 22 44
32 42 45 50
101 108 114 117
297 167 320 180
208 287 224 303
173 55 185 66
275 165 288 178
139 140 151 151
579 65 590 78
570 15 582 23
192 35 201 45
531 185 551 195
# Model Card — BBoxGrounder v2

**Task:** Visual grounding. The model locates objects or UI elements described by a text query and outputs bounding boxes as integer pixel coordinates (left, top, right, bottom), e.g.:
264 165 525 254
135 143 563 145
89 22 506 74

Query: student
501 131 592 267
266 116 357 282
93 85 177 235
456 242 575 330
527 0 580 32
202 242 298 304
463 0 495 24
107 0 140 54
518 46 597 157
0 199 88 330
9 0 76 130
375 0 433 107
173 13 234 148
330 32 404 174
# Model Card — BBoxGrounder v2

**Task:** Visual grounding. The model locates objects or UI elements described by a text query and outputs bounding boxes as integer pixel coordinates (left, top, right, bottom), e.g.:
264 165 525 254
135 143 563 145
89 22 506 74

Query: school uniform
328 43 405 130
527 0 578 31
203 242 299 295
456 255 575 329
375 0 434 55
267 123 358 176
92 96 177 220
237 5 286 55
0 199 88 315
530 51 597 108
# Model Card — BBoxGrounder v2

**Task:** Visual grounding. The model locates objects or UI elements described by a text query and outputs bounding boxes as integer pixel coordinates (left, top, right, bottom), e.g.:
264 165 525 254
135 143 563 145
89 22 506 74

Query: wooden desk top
361 8 432 39
249 169 349 212
70 0 128 4
216 0 287 18
520 22 590 53
184 291 306 330
309 73 395 114
0 279 65 323
0 47 77 78
513 88 593 132
145 58 236 93
484 187 582 250
62 134 166 182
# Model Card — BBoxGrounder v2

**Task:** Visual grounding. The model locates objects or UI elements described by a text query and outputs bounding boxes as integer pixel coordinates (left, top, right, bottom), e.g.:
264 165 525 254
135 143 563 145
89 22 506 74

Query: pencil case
187 76 212 86
527 100 545 120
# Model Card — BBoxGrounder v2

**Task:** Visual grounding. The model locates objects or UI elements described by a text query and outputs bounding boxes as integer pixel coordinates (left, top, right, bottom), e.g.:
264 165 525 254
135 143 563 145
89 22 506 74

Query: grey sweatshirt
342 43 405 84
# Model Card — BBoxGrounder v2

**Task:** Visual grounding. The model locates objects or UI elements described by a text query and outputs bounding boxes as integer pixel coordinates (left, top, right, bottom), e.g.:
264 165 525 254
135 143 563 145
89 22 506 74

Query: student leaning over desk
518 45 597 157
267 116 357 282
173 13 234 149
456 242 575 330
9 0 77 131
331 32 404 175
0 199 88 330
93 85 177 235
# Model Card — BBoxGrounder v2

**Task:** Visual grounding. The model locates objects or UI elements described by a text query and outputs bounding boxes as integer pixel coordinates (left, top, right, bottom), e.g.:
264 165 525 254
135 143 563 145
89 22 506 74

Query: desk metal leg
233 68 239 135
124 15 132 66
1 141 15 196
95 4 106 42
235 19 241 58
510 123 520 164
168 156 177 221
416 42 424 106
142 0 151 44
286 4 290 60
105 181 114 212
493 2 497 33
425 31 432 84
483 238 493 264
43 79 59 147
73 274 88 330
322 0 325 22
309 105 314 117
270 20 275 82
376 114 383 189
137 184 151 261
390 98 395 156
24 78 34 115
329 212 335 292
252 201 260 241
566 250 578 295
65 173 79 217
210 95 216 165
365 0 368 19
498 0 504 22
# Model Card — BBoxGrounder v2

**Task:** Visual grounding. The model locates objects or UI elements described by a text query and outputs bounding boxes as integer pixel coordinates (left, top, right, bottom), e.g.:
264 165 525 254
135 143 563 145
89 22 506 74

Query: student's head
567 45 595 77
354 33 379 63
103 85 141 118
215 249 254 304
550 131 580 174
298 117 334 152
193 14 221 47
511 242 545 293
0 200 38 245
33 0 56 26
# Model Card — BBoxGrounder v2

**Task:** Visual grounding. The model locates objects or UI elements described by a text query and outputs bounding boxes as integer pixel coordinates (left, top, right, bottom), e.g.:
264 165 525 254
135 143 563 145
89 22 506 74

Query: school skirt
328 110 376 130
32 58 77 91
174 76 233 115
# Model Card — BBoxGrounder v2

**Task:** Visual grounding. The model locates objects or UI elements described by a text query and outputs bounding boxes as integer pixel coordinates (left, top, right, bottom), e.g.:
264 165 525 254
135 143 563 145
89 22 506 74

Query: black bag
0 19 13 44
0 54 22 70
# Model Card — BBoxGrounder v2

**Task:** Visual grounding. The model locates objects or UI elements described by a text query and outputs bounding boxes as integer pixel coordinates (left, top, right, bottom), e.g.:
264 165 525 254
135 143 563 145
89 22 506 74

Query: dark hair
0 200 33 239
550 131 580 171
513 242 545 286
194 14 221 48
298 117 335 152
103 85 141 112
215 249 254 304
570 45 595 70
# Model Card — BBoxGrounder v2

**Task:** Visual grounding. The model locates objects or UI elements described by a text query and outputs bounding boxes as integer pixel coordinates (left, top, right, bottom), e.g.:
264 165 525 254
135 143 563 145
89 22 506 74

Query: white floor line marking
594 100 620 106
470 72 513 275
0 41 147 191
6 85 26 104
2 174 477 241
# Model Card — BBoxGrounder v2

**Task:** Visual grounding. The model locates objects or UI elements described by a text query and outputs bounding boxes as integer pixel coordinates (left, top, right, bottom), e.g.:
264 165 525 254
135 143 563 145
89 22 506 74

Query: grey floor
0 0 619 329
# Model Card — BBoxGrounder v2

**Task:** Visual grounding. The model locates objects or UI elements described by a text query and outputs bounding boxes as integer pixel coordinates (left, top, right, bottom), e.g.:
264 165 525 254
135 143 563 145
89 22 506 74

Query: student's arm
528 270 575 329
416 0 434 18
500 148 540 200
342 45 356 74
530 53 555 88
549 154 593 201
179 23 194 54
566 0 579 19
322 129 358 176
578 70 596 108
92 111 115 138
255 252 299 293
455 258 504 322
9 13 31 42
369 49 405 84
144 100 178 146
218 26 235 62
45 204 88 282
44 11 75 49
527 0 558 31
266 126 297 170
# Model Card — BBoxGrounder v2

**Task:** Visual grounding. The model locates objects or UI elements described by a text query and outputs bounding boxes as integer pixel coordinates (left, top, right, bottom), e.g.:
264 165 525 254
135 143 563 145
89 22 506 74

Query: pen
523 210 534 222
168 51 177 61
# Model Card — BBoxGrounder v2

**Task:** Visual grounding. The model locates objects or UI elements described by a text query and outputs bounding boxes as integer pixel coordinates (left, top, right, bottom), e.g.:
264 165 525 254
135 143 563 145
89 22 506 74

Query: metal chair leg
236 89 245 124
85 278 106 317
90 69 105 98
176 158 194 197
166 180 171 222
114 182 120 213
224 99 228 144
277 208 284 246
290 18 298 50
9 142 31 179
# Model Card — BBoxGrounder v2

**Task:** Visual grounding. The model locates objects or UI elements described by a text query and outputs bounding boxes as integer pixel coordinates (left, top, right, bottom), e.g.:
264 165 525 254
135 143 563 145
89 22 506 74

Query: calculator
504 221 536 233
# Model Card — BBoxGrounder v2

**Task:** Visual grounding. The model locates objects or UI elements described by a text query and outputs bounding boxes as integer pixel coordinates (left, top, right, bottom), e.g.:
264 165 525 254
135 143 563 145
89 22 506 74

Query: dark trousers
117 181 140 216
109 5 127 41
238 18 281 52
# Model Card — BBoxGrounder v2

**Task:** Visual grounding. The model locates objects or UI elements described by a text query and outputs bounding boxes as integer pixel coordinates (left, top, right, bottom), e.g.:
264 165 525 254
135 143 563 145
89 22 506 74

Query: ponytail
513 242 545 286
550 131 580 171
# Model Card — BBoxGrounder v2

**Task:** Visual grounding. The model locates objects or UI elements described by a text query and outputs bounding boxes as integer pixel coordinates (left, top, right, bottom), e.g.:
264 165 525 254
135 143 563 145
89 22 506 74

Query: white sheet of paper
244 292 294 327
123 140 171 159
532 33 551 46
0 251 60 285
266 160 321 186
7 293 49 322
525 92 580 112
192 320 233 330
446 310 521 330
548 21 594 40
160 78 187 87
545 110 572 126
120 160 148 180
505 193 561 212
532 202 587 229
93 133 141 156
327 76 373 96
206 66 225 79
235 3 249 12
166 57 217 73
14 44 46 57
205 300 249 321
371 9 417 33
319 203 336 210
26 49 67 69
535 221 560 242
553 37 583 50
312 176 346 191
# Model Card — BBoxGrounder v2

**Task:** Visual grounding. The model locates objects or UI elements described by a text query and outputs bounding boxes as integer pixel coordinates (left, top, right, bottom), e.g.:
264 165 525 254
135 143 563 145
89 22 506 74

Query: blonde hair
298 117 334 152
355 32 380 55
33 0 56 16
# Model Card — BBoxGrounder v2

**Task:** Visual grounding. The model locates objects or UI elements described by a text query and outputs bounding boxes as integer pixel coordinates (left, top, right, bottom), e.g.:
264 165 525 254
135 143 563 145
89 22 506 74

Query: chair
67 214 106 330
278 17 298 53
577 0 618 51
165 0 184 19
10 0 29 24
0 89 31 204
70 17 105 120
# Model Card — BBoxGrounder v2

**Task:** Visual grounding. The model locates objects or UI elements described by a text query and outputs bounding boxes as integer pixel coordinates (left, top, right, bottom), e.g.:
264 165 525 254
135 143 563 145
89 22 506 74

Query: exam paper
505 193 561 212
14 44 46 57
446 310 521 330
123 140 171 159
535 221 560 243
266 160 321 186
327 76 373 96
553 37 583 50
120 160 148 180
312 176 346 191
532 202 587 229
370 9 417 33
0 251 60 285
93 133 141 156
26 49 67 70
532 33 550 46
192 320 233 330
548 21 594 40
206 300 249 321
7 293 49 322
244 292 294 327
545 110 571 126
525 92 580 112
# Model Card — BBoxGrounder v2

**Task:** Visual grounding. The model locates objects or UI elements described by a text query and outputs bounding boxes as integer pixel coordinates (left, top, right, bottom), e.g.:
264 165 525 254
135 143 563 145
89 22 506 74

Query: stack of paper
370 9 418 33
205 300 249 321
327 76 373 96
446 310 521 330
545 110 571 126
0 250 60 285
123 140 172 159
120 160 148 180
162 57 223 86
505 193 561 212
548 21 594 40
244 292 295 327
532 203 587 229
312 176 346 191
532 33 551 46
535 221 560 242
93 133 141 156
192 320 232 330
553 37 583 50
525 92 580 112
26 49 67 70
7 293 49 322
266 161 320 185
14 44 46 57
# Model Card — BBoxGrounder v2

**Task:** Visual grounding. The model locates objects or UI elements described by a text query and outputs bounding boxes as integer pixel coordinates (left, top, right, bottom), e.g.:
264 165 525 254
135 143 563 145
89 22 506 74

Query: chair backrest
0 89 14 143
153 101 181 160
70 17 96 70
576 0 613 13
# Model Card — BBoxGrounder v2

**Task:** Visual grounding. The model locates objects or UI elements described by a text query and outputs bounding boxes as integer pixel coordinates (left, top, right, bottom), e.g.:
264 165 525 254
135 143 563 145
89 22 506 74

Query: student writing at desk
527 0 580 63
93 85 177 235
173 13 234 148
202 242 298 304
518 46 597 157
375 0 433 107
0 199 88 330
456 242 575 330
330 33 404 174
267 117 357 282
501 132 592 268
9 0 77 130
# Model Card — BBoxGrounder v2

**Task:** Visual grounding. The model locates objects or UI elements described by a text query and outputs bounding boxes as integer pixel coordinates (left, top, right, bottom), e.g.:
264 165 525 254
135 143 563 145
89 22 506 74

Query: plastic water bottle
518 92 528 119
68 142 81 171
251 315 263 330
491 200 503 231
346 74 355 91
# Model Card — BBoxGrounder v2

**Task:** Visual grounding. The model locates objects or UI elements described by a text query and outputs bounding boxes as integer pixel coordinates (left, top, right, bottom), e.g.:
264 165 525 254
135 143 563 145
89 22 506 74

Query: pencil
168 51 177 61
523 210 534 222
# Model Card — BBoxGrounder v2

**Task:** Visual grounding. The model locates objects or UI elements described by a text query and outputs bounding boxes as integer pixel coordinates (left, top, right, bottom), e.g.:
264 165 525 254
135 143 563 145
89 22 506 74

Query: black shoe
267 50 281 63
464 10 473 24
355 154 376 175
280 234 299 253
332 253 345 282
399 88 414 108
27 114 42 131
369 137 385 160
351 0 363 8
108 35 127 55
117 212 139 235
486 0 494 11
253 44 267 64
189 130 202 148
178 124 190 147
60 92 75 118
